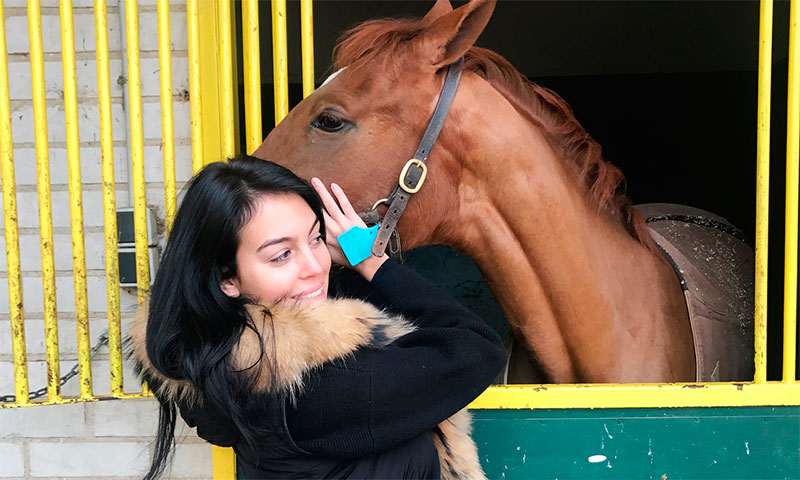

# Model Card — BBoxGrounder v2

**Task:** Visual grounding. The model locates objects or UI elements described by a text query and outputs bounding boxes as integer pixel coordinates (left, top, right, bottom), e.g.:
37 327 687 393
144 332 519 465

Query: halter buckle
399 159 427 194
371 197 389 211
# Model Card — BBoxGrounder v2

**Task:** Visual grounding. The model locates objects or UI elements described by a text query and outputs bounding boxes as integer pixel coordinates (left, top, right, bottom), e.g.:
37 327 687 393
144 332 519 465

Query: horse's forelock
333 18 424 72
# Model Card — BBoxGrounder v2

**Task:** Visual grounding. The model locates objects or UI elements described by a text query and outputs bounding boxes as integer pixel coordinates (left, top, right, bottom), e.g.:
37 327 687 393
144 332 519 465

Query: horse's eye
310 112 346 132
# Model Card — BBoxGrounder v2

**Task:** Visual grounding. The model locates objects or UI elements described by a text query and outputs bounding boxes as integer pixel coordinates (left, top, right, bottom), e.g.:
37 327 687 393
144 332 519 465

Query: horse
253 0 754 384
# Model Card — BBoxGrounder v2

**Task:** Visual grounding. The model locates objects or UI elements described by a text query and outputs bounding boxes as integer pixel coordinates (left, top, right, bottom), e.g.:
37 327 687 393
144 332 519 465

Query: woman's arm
286 259 506 457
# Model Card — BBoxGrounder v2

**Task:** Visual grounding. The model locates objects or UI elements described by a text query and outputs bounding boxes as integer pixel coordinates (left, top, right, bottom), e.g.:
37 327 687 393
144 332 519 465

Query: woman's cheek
261 264 299 301
317 244 332 273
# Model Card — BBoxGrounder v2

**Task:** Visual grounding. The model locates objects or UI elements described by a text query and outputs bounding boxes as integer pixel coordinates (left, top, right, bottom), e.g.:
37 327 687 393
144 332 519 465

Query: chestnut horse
254 0 754 384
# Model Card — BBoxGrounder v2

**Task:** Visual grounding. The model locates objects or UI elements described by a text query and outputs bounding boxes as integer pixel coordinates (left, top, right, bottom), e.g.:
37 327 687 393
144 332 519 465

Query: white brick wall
0 401 210 479
1 2 208 478
29 442 151 477
0 442 24 477
11 146 129 185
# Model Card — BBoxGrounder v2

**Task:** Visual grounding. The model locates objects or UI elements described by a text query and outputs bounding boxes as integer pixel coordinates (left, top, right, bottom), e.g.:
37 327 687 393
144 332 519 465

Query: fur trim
432 409 487 480
128 306 200 406
232 300 416 397
128 297 485 479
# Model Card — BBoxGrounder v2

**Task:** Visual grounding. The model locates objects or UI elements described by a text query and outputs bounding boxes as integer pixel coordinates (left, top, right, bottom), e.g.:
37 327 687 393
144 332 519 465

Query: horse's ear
419 0 495 69
421 0 453 26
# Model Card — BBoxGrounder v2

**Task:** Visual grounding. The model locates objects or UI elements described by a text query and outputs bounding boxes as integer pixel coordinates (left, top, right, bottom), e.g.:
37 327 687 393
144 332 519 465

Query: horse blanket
638 203 755 382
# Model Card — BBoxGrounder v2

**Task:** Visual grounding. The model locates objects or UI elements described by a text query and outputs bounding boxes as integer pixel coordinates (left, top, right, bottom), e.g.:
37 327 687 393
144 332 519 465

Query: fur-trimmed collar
128 297 485 480
128 298 415 403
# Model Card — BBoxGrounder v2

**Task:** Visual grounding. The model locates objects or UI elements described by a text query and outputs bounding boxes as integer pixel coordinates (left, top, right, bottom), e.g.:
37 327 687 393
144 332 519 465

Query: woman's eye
310 112 347 132
271 250 291 263
311 234 324 245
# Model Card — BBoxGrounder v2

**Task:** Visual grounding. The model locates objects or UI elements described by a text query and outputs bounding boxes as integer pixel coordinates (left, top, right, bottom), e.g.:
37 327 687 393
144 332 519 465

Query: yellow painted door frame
196 0 319 474
193 1 239 477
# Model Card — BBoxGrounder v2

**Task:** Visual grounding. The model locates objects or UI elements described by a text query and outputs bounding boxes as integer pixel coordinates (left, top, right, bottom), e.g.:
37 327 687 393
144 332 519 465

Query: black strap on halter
371 58 464 257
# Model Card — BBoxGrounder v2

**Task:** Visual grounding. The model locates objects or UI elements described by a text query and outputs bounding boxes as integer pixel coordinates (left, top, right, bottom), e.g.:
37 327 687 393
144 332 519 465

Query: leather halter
364 58 464 260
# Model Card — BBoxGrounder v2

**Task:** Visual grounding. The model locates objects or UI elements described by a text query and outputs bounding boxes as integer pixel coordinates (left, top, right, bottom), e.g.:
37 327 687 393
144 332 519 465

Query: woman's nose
299 247 324 277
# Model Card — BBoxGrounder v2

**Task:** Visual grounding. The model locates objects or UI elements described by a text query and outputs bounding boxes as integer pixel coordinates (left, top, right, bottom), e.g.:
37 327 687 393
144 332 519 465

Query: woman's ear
220 278 241 298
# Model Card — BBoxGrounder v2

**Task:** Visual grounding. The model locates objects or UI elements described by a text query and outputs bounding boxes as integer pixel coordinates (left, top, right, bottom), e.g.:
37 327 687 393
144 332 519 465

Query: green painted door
472 406 800 479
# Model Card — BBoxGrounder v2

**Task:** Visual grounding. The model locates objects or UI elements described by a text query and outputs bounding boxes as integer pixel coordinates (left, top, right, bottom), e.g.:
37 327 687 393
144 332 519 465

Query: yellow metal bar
229 11 241 158
786 0 800 382
755 0 773 384
468 383 800 410
60 0 92 399
0 0 28 404
243 0 262 153
210 6 240 474
212 445 237 479
158 0 177 232
197 1 222 166
218 0 235 158
187 0 204 171
300 0 314 98
271 0 289 124
0 392 152 409
124 0 150 302
2 382 799 410
28 0 60 401
94 0 123 396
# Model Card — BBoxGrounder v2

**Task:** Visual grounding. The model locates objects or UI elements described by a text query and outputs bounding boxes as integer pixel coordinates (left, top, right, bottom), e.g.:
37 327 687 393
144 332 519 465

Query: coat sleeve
285 259 506 457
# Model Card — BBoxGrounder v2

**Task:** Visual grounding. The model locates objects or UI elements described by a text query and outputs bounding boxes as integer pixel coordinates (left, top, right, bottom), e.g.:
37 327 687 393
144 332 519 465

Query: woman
129 155 506 479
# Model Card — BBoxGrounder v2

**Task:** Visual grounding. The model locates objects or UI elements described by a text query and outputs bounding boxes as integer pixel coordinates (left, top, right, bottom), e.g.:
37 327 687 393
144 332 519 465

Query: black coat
131 260 506 479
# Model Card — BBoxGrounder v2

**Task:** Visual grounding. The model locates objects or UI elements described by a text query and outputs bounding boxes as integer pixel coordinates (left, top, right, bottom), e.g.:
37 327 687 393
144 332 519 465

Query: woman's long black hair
141 155 326 480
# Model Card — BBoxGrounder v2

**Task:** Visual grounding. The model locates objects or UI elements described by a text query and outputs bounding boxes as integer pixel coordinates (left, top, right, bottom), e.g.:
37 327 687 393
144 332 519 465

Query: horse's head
253 0 496 250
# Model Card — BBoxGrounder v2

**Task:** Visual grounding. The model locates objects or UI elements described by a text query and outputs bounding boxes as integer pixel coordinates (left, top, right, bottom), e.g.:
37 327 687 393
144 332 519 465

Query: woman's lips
293 284 325 301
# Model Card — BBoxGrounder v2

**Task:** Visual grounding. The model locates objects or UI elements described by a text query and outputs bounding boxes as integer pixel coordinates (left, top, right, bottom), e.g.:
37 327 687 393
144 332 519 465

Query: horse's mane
333 19 656 251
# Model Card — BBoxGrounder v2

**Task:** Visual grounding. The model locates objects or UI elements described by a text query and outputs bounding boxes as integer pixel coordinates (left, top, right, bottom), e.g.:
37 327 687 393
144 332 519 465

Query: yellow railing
158 0 177 233
95 0 123 398
0 0 27 405
125 0 150 301
755 0 773 385
1 0 173 407
243 0 262 153
785 0 800 383
60 0 92 399
29 0 61 403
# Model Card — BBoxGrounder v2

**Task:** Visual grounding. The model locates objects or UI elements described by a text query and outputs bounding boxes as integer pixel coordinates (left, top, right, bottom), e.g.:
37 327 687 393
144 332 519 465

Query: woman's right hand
311 177 388 281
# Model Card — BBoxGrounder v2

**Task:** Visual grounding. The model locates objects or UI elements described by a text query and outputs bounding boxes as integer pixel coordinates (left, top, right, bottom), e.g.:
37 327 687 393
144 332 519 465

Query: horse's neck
447 117 693 383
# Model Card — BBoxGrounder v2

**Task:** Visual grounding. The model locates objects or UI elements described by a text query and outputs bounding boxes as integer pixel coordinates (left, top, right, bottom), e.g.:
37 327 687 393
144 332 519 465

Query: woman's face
220 193 331 305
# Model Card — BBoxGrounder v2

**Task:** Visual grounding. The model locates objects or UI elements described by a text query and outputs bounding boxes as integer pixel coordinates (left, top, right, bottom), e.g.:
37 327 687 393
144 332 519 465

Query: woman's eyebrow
257 236 291 252
257 219 320 252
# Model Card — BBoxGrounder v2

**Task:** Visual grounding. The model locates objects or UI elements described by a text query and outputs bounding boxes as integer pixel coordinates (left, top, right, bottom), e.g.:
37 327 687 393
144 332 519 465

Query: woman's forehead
240 194 317 240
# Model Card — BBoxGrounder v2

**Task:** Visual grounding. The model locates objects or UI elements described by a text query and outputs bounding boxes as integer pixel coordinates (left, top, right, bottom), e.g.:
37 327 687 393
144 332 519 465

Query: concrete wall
0 401 211 479
0 1 209 478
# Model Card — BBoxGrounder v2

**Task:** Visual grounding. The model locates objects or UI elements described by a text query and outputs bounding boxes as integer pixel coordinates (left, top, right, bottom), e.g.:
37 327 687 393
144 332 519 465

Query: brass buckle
399 159 427 194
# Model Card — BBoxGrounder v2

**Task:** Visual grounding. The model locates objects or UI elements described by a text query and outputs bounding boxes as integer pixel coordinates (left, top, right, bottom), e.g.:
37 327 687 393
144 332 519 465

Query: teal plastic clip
337 224 380 266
